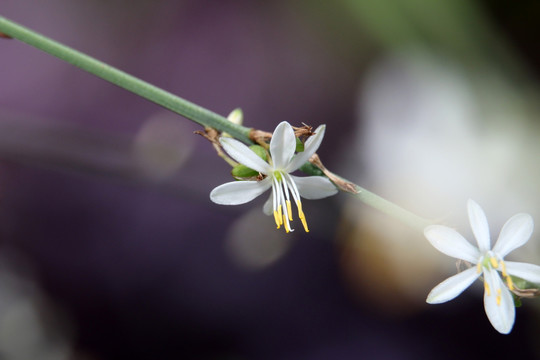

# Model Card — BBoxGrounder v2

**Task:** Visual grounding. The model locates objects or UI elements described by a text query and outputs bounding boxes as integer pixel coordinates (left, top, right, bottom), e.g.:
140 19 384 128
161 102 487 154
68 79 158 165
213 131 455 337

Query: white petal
263 194 273 215
285 124 326 172
269 121 296 169
505 261 540 284
290 175 338 199
424 225 481 263
492 213 534 257
468 199 491 252
220 137 271 174
483 268 515 334
426 267 479 304
210 178 271 205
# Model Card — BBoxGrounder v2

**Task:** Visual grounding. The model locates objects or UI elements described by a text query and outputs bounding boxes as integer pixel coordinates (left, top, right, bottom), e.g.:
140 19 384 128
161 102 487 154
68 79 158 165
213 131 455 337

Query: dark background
2 1 540 359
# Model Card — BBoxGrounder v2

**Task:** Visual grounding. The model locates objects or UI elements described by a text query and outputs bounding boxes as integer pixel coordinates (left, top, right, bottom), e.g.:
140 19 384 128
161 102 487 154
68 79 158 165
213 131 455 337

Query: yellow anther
484 281 491 296
490 257 499 269
273 210 281 229
277 205 283 226
300 217 309 232
501 261 508 277
476 262 482 274
286 200 293 221
283 214 290 233
296 200 309 232
496 289 501 306
506 275 514 291
296 201 305 218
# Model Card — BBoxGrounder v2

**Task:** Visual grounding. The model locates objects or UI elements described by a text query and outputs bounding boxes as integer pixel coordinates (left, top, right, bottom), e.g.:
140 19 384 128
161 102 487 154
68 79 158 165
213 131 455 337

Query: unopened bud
222 108 244 138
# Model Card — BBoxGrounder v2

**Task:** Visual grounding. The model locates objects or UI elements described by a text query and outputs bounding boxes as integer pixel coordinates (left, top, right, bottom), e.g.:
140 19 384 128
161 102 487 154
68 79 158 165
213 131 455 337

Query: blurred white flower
210 121 337 233
134 112 195 180
425 199 540 334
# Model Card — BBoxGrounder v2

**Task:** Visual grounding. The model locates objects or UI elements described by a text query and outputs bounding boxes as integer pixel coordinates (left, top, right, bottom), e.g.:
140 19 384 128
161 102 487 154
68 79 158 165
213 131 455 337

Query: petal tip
275 121 293 131
423 225 452 241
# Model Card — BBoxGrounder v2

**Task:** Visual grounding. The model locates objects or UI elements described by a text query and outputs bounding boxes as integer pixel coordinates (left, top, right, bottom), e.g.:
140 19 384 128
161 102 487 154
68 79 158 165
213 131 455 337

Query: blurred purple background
2 1 540 359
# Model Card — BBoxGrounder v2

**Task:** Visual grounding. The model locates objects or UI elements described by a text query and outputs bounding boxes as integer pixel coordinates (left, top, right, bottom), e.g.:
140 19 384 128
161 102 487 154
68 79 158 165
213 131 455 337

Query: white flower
424 199 540 334
210 121 338 233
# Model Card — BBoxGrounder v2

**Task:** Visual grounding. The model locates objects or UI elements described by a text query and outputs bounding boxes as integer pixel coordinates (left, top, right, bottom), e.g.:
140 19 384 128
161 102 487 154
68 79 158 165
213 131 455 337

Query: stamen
496 289 501 306
490 257 499 269
273 210 281 229
501 261 508 277
484 281 491 296
296 200 309 232
300 217 309 233
286 200 293 221
284 173 301 202
283 214 290 233
296 200 304 218
506 275 514 291
271 178 283 229
476 262 482 274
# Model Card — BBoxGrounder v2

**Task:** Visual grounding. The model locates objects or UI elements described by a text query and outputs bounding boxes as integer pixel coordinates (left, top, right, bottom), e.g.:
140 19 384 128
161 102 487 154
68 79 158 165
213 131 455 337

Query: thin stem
301 161 432 231
350 182 432 232
0 15 252 144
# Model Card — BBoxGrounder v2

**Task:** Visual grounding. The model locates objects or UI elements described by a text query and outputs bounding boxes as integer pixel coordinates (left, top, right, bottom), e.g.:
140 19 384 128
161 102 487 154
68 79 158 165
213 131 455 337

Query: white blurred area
225 208 294 270
341 51 540 313
133 112 195 181
0 254 74 360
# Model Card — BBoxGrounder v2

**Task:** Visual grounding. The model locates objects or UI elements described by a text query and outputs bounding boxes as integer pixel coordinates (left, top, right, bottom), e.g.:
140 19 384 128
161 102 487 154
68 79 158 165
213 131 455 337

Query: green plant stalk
0 15 252 144
300 163 432 231
351 183 432 231
0 15 433 231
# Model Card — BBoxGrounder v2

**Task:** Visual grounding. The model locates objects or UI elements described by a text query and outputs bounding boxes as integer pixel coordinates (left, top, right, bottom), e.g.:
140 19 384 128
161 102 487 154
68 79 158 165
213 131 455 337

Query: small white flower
210 121 338 233
424 199 540 334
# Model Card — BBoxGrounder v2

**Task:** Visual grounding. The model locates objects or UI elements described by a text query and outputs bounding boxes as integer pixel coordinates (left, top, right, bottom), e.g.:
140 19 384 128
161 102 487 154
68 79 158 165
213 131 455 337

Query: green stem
300 163 432 231
0 15 252 144
350 183 432 232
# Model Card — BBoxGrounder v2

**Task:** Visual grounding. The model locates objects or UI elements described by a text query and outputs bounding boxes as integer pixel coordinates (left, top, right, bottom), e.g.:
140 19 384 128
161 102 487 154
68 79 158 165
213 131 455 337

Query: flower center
271 171 309 233
477 252 514 306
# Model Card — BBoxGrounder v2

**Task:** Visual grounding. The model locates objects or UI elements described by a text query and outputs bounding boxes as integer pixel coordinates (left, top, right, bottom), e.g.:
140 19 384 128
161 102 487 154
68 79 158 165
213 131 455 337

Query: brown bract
511 285 540 298
195 127 238 167
249 129 272 148
309 154 357 194
249 123 315 147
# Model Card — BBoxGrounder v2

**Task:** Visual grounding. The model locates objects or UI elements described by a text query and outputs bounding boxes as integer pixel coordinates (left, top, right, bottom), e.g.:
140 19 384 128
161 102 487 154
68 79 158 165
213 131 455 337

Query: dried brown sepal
292 123 314 139
250 124 338 171
249 129 272 148
309 154 358 194
195 127 238 167
249 123 315 148
194 127 219 145
233 174 262 181
0 32 12 39
511 285 540 299
236 172 266 182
